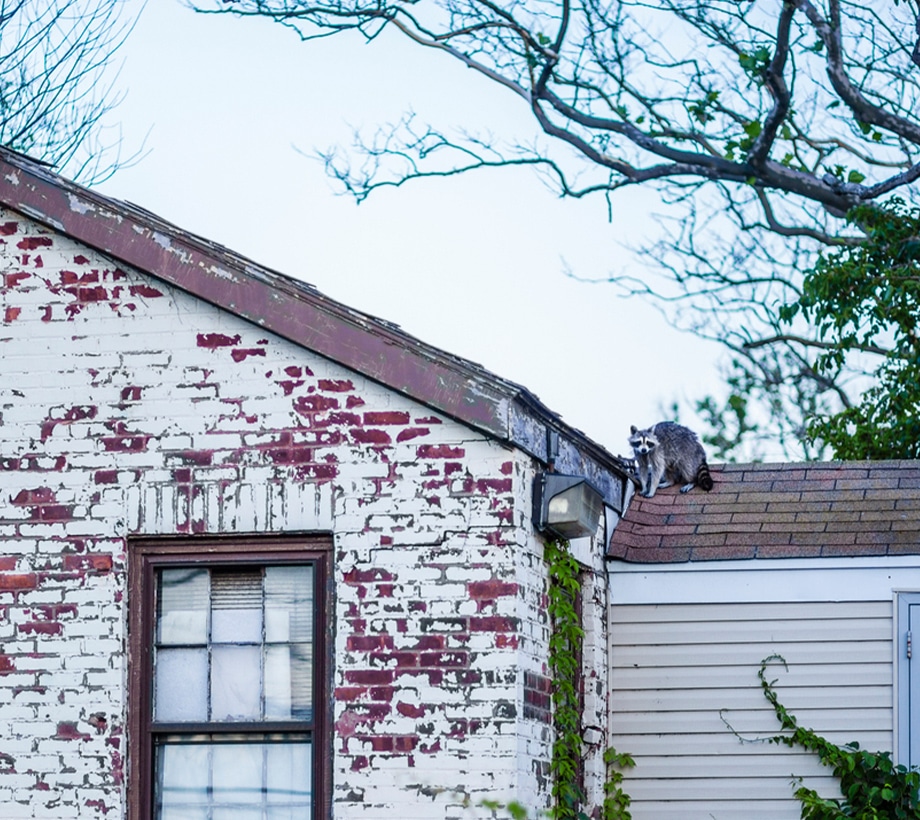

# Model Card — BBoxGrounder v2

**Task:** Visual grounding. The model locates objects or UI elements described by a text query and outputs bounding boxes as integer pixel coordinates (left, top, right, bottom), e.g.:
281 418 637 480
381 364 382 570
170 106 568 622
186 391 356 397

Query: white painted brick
0 209 619 820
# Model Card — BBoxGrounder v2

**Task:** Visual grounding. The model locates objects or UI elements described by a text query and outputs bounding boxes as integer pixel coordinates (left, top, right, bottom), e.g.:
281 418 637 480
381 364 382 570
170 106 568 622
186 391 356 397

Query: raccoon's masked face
629 426 657 456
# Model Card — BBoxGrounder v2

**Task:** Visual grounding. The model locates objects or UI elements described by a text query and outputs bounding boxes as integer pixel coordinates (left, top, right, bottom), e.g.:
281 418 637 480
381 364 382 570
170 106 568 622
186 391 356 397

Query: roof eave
0 149 629 493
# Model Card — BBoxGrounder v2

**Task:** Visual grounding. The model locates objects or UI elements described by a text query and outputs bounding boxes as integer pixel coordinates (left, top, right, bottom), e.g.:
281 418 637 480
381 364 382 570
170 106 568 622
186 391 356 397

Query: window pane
155 649 208 722
160 809 209 820
213 743 262 804
264 646 293 720
155 738 312 820
156 742 209 813
264 645 313 722
212 569 263 644
212 645 261 721
289 643 314 721
158 569 209 645
266 742 312 805
265 566 313 644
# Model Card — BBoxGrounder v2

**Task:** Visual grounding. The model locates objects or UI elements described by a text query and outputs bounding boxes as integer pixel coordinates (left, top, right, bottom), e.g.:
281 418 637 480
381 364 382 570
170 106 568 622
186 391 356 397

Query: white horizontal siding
609 597 893 819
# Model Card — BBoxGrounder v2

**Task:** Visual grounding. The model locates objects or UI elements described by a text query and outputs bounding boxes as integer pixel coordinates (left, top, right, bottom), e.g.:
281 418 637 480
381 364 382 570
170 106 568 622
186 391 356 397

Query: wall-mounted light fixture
533 472 604 540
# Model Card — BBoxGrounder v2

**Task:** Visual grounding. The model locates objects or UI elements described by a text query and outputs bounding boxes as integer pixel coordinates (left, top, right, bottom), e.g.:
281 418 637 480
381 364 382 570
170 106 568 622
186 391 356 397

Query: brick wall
0 210 610 818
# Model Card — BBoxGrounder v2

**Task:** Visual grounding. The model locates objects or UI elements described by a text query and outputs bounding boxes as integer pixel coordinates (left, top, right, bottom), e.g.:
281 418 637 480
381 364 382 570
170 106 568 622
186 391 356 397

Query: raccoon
628 421 714 498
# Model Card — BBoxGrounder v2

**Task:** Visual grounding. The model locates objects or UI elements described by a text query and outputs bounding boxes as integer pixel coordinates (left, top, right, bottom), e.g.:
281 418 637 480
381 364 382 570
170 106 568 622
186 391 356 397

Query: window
898 592 920 769
129 536 330 820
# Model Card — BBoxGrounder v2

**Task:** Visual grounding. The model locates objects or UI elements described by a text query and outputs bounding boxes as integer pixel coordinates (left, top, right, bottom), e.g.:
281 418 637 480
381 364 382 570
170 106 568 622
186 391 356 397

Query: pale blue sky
96 0 721 457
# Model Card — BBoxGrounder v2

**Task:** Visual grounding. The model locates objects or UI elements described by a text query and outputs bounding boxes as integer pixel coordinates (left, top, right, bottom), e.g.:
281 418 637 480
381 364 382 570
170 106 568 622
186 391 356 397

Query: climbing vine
546 539 586 819
461 540 633 819
601 746 635 820
752 655 920 819
545 539 634 820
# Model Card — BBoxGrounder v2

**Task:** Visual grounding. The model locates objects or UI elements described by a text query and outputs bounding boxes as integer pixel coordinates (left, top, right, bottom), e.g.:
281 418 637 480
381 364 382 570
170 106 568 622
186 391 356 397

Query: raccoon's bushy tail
697 462 714 492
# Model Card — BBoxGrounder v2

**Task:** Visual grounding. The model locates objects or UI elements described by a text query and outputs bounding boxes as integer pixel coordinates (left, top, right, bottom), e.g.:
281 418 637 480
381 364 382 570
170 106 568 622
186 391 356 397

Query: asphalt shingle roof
607 461 920 562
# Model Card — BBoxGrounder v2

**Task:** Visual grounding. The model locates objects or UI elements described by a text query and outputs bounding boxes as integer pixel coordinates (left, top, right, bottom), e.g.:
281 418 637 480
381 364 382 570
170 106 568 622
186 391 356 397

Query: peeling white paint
67 193 94 216
207 264 238 282
151 231 172 250
17 204 64 232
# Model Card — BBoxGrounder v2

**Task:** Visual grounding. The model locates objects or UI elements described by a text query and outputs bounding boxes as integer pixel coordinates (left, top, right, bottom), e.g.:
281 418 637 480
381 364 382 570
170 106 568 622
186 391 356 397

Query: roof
0 146 629 504
608 461 920 562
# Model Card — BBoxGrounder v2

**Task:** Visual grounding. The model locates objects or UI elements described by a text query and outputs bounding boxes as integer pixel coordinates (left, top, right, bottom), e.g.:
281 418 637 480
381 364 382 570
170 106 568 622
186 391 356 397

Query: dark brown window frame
128 534 332 820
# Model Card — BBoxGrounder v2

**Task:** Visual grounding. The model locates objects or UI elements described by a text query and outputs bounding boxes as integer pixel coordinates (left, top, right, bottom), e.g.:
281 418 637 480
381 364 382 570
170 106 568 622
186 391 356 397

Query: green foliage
478 798 532 819
545 540 587 820
781 198 920 458
757 655 920 819
601 747 635 820
692 386 761 463
544 540 636 820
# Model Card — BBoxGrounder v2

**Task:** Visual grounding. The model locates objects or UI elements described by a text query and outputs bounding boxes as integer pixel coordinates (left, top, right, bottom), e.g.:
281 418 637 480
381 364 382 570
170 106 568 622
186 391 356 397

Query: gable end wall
0 211 591 818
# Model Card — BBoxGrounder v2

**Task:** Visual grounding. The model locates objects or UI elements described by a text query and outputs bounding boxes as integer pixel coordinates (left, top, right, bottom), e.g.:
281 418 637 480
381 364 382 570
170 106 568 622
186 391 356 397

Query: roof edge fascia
0 149 629 489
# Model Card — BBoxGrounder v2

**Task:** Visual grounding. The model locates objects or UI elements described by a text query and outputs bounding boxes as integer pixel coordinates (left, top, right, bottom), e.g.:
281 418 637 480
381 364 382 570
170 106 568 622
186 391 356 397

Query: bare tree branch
0 0 141 184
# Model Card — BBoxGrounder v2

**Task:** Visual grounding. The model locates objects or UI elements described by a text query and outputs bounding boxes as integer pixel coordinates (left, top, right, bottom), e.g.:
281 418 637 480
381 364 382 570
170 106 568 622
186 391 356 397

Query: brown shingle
607 461 920 562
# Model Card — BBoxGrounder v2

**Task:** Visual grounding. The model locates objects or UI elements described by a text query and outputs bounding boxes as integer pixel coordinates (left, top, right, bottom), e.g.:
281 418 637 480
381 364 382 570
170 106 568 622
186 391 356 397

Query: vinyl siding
609 599 893 819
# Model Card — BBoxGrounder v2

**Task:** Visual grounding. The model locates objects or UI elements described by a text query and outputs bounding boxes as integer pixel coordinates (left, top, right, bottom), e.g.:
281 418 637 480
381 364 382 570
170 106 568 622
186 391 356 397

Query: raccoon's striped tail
697 462 714 492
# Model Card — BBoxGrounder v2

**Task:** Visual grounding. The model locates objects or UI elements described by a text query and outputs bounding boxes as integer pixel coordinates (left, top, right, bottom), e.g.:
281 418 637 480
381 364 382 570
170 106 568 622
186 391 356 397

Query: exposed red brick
350 428 391 445
396 427 429 443
318 379 354 392
397 701 427 719
11 487 56 505
363 411 410 425
230 347 266 362
371 651 418 669
417 444 465 459
20 621 63 636
0 573 38 591
344 669 394 686
102 436 149 452
17 236 52 250
129 284 163 298
5 271 29 288
468 580 518 599
334 687 367 701
197 332 241 348
344 568 396 584
63 553 113 573
294 395 340 414
54 721 90 740
477 478 512 493
35 505 74 521
470 616 518 633
347 635 394 652
419 651 469 668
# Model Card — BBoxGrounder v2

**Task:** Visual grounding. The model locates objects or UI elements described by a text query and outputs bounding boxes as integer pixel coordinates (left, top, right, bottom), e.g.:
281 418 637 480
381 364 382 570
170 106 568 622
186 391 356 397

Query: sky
94 0 722 459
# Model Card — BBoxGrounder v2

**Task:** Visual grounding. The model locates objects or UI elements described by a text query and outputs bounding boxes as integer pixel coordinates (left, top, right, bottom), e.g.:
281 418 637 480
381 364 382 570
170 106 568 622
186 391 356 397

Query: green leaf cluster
601 747 634 820
545 540 634 820
781 198 920 458
758 655 920 818
738 45 771 81
546 540 588 820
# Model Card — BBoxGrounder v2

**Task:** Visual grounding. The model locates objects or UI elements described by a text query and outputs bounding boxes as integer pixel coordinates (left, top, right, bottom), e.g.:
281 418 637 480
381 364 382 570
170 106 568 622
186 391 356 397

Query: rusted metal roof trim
0 148 629 490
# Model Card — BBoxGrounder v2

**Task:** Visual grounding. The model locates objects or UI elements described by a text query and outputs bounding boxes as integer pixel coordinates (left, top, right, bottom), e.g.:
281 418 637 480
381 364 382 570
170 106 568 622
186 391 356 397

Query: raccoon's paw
679 483 695 493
